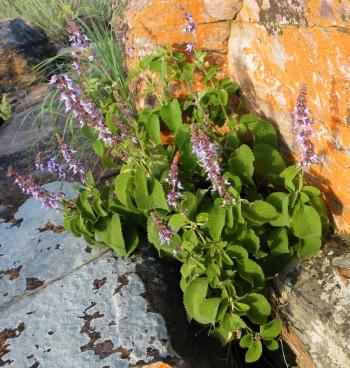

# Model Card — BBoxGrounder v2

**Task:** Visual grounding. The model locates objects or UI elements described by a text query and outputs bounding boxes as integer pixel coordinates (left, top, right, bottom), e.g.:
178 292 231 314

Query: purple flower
47 156 66 180
35 152 44 171
55 133 86 183
191 125 234 204
182 12 196 34
150 212 173 245
185 42 194 53
294 85 319 168
165 154 183 208
67 20 93 75
7 166 64 210
50 74 121 147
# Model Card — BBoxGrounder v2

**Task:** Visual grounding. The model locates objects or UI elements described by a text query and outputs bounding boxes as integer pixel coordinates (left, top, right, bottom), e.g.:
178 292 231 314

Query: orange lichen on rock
228 0 350 232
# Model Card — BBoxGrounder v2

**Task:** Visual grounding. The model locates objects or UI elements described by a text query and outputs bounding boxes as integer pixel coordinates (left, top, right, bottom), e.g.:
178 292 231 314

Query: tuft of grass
0 94 12 123
0 0 113 45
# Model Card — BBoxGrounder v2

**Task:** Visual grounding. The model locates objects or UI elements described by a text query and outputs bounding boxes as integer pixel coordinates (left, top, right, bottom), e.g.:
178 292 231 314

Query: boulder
0 18 54 92
0 182 182 367
274 240 350 368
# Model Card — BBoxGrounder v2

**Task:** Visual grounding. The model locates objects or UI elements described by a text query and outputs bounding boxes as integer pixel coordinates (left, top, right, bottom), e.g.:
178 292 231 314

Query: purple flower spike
294 85 319 168
7 166 64 210
55 134 86 183
191 125 234 204
165 154 183 208
182 12 196 34
150 212 173 245
67 20 93 75
50 74 120 147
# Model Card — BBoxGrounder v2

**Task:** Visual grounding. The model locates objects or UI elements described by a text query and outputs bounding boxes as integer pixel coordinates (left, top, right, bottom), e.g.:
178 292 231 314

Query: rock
274 239 350 368
0 84 69 221
0 19 54 92
227 0 350 232
0 182 181 367
122 0 243 71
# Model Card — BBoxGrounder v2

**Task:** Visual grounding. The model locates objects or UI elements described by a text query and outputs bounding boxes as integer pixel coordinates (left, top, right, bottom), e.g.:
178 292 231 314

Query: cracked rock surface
0 182 179 367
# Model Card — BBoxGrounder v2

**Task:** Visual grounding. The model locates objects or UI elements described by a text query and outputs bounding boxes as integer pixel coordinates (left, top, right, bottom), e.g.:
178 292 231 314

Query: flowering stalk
165 154 183 208
191 125 233 204
294 85 319 168
55 134 86 183
67 20 93 75
150 211 173 245
7 167 64 209
182 12 196 53
50 74 120 146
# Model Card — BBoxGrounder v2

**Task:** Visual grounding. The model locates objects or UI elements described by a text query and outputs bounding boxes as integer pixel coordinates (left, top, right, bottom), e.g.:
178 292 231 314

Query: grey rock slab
0 182 100 305
0 182 177 367
275 245 350 368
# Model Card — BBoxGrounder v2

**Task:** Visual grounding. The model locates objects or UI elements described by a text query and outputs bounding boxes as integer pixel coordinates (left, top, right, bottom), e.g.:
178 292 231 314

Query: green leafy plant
56 46 329 363
0 94 12 123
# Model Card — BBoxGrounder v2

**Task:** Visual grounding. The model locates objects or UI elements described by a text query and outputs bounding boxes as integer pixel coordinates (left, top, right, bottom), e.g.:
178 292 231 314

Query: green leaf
266 192 290 227
93 140 104 157
209 205 226 241
92 199 108 217
95 214 126 255
160 99 182 132
239 114 260 124
309 195 330 236
291 205 322 239
237 258 265 288
228 144 255 184
175 125 197 173
253 143 286 183
182 63 195 82
267 228 289 255
297 236 322 260
260 319 282 340
76 191 96 221
147 216 161 250
234 302 250 313
180 192 197 219
239 333 253 348
235 226 260 254
242 200 278 226
244 120 278 147
123 225 140 256
280 166 300 192
115 171 131 206
134 168 149 211
183 278 208 321
147 113 162 145
226 245 249 261
241 293 271 324
212 313 246 345
302 185 321 197
169 214 187 232
264 339 279 351
146 179 169 211
198 298 222 325
245 340 262 363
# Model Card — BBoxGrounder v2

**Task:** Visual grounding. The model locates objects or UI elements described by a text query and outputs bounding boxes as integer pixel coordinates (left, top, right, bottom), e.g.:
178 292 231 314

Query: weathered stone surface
0 19 53 92
275 241 350 368
0 183 179 367
228 0 350 232
122 0 242 70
